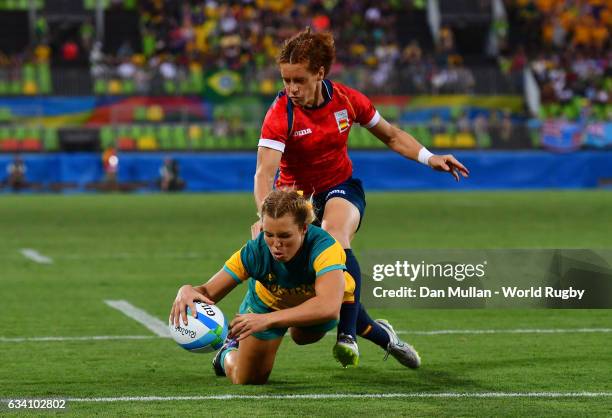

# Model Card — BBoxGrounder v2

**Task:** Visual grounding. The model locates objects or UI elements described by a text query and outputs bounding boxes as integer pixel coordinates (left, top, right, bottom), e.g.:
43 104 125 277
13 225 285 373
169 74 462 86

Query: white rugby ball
169 302 228 353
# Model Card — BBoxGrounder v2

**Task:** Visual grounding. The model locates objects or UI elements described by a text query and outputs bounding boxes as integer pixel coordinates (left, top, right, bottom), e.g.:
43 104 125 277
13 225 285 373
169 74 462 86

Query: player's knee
292 335 323 345
231 370 271 385
232 376 269 385
289 328 325 345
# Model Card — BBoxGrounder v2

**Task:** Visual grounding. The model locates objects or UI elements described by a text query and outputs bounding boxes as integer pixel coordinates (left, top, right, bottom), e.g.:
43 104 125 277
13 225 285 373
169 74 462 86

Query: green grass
0 192 611 416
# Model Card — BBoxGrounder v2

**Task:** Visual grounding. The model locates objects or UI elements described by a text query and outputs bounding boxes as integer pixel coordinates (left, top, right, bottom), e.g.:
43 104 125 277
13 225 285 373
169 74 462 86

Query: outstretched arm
254 147 282 212
368 117 470 182
229 269 345 341
252 147 282 239
169 269 239 327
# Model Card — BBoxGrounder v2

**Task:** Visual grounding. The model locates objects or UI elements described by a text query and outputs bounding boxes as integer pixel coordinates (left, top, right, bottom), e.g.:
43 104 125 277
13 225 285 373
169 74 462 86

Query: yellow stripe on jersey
254 281 280 308
343 271 356 303
254 281 316 310
313 240 346 276
224 247 249 282
254 266 355 309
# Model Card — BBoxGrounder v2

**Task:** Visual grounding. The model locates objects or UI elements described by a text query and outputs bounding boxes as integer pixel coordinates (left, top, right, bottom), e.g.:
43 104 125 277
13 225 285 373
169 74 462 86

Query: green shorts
239 289 338 340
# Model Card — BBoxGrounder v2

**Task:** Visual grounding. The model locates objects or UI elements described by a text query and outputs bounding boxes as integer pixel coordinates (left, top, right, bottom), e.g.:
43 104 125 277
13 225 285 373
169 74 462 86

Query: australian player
253 28 469 367
172 190 360 384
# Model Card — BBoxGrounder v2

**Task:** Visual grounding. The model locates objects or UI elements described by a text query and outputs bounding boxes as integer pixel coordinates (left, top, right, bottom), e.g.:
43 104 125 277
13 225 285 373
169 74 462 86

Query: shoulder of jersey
271 90 289 108
329 80 350 95
307 224 337 246
244 233 266 256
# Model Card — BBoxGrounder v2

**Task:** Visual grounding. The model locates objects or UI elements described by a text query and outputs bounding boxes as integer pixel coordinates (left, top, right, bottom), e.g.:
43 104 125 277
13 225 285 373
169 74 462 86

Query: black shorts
312 177 366 230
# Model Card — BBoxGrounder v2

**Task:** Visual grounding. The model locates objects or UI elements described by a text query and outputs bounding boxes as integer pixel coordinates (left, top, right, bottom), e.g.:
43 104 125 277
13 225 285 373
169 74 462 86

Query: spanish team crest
334 109 350 133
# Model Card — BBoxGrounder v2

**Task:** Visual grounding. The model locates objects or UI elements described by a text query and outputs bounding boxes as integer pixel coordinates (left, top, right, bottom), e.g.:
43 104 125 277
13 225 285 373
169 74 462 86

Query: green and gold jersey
223 225 353 310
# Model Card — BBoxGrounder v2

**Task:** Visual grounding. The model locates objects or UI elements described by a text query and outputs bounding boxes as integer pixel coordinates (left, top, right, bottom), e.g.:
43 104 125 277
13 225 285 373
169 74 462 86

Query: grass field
1 192 611 416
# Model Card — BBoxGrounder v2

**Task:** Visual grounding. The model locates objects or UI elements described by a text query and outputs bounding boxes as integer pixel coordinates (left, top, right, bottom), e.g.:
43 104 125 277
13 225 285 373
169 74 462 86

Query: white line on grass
19 248 53 264
1 327 610 343
0 335 158 342
104 300 171 338
398 328 612 335
61 252 205 260
54 392 612 402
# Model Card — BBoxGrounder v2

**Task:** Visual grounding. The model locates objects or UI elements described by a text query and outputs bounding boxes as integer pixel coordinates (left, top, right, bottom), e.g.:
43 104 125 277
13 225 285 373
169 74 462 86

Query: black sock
344 249 362 300
337 303 358 339
356 304 390 349
336 249 362 339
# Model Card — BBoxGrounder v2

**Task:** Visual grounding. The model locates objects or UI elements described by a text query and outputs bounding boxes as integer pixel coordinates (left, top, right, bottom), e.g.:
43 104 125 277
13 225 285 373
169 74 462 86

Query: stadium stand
0 0 609 155
505 0 611 121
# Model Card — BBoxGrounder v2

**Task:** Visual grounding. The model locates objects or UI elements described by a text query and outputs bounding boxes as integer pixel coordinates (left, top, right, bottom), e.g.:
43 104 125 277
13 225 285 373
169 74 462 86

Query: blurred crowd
4 0 608 117
0 0 480 96
503 0 611 120
93 0 476 95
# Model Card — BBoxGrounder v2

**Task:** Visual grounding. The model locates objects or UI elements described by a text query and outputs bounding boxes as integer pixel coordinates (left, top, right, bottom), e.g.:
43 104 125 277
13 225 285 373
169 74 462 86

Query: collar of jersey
303 79 333 110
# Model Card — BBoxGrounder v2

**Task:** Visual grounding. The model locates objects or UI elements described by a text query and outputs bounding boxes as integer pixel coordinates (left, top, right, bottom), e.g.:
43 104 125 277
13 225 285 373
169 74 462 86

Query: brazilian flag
206 70 243 98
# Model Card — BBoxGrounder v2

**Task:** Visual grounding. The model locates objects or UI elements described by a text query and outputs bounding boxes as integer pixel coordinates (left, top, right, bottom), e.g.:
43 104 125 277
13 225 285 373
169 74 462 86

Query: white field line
104 300 171 338
0 335 158 342
397 328 612 335
1 327 610 343
42 392 612 402
60 252 205 260
19 248 53 264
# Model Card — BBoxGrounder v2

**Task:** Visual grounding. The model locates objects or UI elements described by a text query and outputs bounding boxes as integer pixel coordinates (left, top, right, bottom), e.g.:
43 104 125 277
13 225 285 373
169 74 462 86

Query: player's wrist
417 147 434 166
193 284 207 296
260 312 276 329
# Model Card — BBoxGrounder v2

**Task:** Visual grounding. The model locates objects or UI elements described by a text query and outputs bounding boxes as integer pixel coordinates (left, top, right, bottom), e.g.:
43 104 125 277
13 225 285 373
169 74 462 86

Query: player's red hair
277 27 335 77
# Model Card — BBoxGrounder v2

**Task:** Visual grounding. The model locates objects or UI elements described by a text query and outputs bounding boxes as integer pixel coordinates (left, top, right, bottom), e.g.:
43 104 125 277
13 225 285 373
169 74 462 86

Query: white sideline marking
1 327 610 343
0 335 158 342
61 252 204 260
398 328 612 336
19 248 53 264
104 300 171 338
55 392 612 402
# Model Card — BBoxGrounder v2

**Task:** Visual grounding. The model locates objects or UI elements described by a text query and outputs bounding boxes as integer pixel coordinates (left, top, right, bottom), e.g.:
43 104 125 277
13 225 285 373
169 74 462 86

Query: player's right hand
251 219 262 240
428 154 470 182
170 285 214 327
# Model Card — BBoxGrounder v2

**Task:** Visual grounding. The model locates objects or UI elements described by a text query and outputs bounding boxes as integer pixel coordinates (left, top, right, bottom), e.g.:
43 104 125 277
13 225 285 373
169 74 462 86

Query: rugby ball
169 302 228 353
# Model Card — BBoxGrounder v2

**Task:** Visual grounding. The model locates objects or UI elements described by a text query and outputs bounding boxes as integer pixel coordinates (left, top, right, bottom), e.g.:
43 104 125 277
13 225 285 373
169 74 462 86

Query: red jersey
258 80 380 194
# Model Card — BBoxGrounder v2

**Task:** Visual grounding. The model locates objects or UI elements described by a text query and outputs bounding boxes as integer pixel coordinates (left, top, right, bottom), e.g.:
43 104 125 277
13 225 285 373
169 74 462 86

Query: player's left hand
428 154 470 182
229 313 271 341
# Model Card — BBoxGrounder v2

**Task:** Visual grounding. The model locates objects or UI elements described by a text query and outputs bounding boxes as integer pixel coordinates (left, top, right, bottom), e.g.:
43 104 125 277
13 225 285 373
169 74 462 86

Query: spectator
62 41 79 62
102 147 119 186
158 157 185 192
6 155 27 192
473 113 491 148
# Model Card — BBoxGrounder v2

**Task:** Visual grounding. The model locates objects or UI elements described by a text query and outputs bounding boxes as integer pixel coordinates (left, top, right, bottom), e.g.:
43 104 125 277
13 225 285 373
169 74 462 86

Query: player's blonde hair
261 190 315 226
277 27 335 77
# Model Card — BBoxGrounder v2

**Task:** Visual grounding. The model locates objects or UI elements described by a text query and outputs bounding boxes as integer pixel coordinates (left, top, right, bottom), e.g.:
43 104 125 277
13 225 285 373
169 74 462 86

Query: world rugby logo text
174 325 196 339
